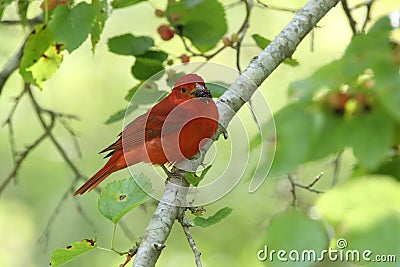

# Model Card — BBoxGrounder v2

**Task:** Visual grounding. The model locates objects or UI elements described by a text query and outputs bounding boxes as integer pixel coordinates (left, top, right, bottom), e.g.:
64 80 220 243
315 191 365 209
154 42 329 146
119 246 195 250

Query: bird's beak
193 83 212 100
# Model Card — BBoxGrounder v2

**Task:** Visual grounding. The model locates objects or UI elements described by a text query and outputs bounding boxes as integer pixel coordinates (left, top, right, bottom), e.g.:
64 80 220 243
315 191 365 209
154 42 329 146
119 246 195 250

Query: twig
133 0 341 265
235 0 253 73
287 173 324 206
256 0 299 13
360 0 375 32
133 171 189 266
179 214 202 267
120 246 138 267
331 150 343 186
341 0 357 35
0 14 43 26
38 185 71 245
0 113 55 194
0 37 27 95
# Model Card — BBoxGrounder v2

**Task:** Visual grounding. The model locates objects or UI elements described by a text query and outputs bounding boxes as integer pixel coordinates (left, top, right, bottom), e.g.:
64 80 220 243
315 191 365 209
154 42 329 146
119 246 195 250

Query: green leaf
346 108 395 169
137 50 168 63
111 0 145 9
131 58 164 81
166 71 186 87
252 33 271 49
193 207 232 228
307 110 347 161
108 34 154 56
50 239 96 267
105 108 128 124
205 81 229 98
166 0 227 52
91 0 108 51
124 82 143 101
19 24 60 88
270 103 314 175
26 44 63 88
17 0 29 26
98 175 152 223
373 156 400 181
261 209 328 267
185 165 212 186
316 176 400 266
253 34 298 67
49 2 95 53
283 57 299 67
107 81 164 124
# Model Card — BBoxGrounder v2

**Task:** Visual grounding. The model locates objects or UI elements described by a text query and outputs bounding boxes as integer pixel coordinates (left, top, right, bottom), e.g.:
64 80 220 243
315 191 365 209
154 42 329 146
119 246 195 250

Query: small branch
0 38 27 95
0 114 55 194
133 171 189 266
179 215 202 267
0 14 43 26
235 0 253 73
331 150 343 186
360 0 375 32
341 0 357 35
134 0 340 265
120 246 138 267
38 182 72 245
256 0 299 13
287 173 324 206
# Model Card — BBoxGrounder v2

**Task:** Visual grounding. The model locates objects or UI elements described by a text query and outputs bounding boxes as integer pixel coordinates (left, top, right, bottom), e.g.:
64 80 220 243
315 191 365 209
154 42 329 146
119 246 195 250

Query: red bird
74 74 219 195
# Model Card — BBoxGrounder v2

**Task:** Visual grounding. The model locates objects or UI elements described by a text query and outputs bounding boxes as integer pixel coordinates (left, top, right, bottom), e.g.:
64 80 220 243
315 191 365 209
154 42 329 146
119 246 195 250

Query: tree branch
132 0 340 266
133 171 189 266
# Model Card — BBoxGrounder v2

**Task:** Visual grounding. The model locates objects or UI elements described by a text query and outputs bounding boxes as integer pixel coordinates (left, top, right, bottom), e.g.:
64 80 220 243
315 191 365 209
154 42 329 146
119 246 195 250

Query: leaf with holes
50 239 96 267
193 207 232 228
19 24 60 88
98 175 152 223
91 0 108 51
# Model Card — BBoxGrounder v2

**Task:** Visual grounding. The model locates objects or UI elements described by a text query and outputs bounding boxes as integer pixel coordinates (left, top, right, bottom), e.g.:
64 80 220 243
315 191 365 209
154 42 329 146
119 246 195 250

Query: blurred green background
0 0 399 266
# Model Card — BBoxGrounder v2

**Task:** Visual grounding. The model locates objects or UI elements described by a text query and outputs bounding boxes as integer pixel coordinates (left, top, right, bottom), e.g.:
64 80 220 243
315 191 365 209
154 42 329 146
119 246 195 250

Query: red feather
74 74 219 195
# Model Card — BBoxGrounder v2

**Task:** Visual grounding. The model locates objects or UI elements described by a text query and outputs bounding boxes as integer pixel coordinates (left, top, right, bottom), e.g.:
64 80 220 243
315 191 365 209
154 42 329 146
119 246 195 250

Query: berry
180 54 190 63
157 24 175 41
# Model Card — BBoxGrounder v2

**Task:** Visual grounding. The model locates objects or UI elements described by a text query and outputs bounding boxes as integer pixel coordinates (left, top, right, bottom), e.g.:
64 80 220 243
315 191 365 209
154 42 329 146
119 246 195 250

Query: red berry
157 24 175 41
180 54 190 63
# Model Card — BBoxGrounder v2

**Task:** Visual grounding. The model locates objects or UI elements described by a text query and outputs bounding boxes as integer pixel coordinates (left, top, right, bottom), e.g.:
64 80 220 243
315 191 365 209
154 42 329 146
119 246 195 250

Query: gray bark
132 0 340 266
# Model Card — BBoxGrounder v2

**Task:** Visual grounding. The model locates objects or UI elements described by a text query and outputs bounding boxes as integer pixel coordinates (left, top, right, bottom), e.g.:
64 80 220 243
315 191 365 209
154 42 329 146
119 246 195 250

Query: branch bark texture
133 0 340 266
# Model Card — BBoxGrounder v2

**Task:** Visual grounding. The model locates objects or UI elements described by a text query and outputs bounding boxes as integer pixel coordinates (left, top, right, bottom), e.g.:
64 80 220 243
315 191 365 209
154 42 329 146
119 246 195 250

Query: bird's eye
181 87 187 93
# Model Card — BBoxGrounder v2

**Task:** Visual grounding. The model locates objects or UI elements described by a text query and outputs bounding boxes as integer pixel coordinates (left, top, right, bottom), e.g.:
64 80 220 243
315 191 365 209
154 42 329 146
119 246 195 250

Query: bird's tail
73 151 125 195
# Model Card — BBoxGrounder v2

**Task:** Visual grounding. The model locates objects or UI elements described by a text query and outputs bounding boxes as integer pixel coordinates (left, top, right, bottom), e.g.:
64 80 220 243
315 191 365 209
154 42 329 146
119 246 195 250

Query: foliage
193 207 233 228
1 0 400 266
253 17 400 178
50 239 97 267
98 175 152 223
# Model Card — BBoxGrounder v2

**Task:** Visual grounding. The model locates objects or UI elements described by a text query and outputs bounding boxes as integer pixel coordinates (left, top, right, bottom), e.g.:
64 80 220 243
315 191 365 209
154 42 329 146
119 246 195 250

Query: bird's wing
100 107 189 156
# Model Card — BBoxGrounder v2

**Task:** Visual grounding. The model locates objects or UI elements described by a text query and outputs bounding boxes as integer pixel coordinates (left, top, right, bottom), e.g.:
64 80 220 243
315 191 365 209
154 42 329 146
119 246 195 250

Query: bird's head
171 74 212 102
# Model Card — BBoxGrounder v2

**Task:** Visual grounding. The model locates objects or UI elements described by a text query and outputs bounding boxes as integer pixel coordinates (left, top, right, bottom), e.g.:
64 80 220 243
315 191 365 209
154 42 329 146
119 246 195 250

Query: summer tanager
74 74 219 195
